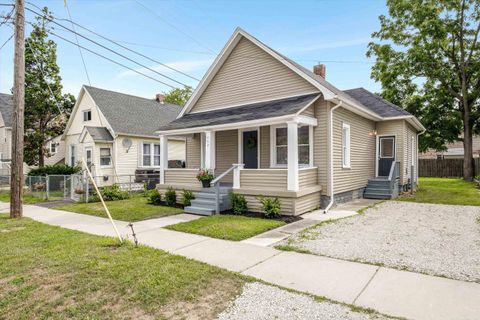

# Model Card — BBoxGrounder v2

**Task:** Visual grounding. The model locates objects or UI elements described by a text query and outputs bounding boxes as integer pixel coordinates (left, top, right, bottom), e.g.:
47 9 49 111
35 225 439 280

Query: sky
0 0 388 99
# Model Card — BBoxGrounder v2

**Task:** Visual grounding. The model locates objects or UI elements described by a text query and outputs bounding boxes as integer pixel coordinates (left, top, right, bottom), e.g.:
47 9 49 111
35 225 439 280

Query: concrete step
184 206 214 216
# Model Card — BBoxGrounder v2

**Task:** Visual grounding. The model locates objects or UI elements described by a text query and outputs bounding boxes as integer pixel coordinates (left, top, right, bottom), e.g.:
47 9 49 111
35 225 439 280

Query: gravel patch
283 201 480 282
217 282 389 320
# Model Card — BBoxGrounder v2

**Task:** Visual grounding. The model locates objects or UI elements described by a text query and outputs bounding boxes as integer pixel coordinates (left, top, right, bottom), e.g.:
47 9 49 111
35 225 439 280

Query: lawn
0 191 50 204
399 177 480 206
53 196 183 221
0 215 246 319
165 215 286 241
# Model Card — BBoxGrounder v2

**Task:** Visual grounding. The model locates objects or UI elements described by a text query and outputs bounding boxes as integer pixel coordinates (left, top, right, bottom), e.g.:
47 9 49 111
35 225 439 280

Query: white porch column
159 135 168 184
287 121 299 191
204 130 216 171
233 164 244 189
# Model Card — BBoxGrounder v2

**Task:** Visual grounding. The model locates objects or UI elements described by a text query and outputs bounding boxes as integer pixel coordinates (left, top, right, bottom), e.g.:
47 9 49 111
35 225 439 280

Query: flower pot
202 180 211 188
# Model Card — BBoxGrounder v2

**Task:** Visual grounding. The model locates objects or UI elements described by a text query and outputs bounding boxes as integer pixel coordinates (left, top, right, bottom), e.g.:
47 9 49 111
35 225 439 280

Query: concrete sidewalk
2 203 479 320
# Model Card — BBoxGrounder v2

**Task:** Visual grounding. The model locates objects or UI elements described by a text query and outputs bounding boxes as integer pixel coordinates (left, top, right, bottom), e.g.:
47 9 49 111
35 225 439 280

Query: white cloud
117 58 214 79
280 37 372 54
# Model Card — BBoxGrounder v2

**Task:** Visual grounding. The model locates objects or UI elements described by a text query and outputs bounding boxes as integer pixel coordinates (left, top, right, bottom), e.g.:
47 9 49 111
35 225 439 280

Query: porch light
369 129 378 136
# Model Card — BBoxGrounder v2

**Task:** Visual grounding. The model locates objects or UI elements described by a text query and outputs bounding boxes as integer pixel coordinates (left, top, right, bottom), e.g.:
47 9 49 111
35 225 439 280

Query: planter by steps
201 180 211 188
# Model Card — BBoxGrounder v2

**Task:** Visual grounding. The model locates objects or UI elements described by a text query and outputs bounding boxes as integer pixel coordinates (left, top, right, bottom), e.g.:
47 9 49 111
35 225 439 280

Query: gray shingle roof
343 88 411 117
159 93 320 131
0 93 13 127
84 86 182 137
85 126 114 141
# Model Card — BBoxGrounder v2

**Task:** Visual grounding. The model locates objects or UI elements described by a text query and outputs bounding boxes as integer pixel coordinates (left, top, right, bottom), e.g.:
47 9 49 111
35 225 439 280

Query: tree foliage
24 7 75 167
162 86 193 106
368 0 480 179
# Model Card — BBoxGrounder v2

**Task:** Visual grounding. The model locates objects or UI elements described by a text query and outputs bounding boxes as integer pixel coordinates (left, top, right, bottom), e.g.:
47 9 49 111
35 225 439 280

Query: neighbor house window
342 123 351 168
70 145 76 166
50 141 57 154
83 110 92 121
142 142 161 167
100 148 111 166
272 125 312 166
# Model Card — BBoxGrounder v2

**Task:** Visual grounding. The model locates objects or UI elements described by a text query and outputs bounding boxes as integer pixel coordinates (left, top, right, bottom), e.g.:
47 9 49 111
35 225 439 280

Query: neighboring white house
44 135 66 166
0 93 13 176
62 85 185 186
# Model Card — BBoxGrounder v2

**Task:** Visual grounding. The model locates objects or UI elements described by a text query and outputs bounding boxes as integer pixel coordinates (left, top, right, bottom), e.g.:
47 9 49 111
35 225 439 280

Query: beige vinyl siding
215 130 238 182
300 104 315 117
299 167 318 189
295 192 321 213
260 126 270 168
67 90 111 135
168 139 186 162
332 107 376 194
242 195 295 215
190 37 318 113
376 120 405 184
313 99 329 194
240 169 287 191
186 133 201 169
164 169 201 188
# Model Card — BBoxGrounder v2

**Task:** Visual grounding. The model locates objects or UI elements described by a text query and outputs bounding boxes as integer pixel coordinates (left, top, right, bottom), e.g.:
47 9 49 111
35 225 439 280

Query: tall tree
162 86 193 107
368 0 480 180
24 7 75 167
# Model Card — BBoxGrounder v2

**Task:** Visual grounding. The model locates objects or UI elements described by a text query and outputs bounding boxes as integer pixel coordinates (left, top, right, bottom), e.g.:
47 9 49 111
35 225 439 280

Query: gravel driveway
217 282 389 320
282 201 480 282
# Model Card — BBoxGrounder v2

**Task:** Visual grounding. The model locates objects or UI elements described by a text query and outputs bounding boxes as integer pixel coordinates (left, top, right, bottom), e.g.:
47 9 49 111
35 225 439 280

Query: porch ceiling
157 93 320 133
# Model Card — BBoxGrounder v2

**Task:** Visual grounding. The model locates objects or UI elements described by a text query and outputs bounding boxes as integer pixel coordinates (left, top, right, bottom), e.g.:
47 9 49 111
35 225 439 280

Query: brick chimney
313 64 326 78
156 93 165 104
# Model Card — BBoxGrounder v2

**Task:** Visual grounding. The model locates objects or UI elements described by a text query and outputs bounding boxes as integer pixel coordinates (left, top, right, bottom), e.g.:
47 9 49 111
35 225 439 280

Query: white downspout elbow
324 100 343 213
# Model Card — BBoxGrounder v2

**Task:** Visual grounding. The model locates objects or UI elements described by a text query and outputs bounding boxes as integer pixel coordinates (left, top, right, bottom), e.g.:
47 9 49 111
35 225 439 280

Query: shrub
28 164 81 176
146 189 162 205
101 184 130 201
230 193 248 215
182 189 195 207
164 187 177 206
257 196 281 218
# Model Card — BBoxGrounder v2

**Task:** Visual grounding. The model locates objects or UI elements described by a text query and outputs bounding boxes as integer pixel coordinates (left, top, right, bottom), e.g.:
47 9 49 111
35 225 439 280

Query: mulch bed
220 210 302 224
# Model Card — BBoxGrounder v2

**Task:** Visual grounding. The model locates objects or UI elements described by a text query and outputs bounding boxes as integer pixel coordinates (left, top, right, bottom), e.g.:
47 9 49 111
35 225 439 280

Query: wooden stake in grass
82 158 122 243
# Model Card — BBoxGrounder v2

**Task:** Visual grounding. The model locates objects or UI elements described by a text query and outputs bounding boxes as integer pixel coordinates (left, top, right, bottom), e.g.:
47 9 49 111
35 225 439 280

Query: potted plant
196 169 214 188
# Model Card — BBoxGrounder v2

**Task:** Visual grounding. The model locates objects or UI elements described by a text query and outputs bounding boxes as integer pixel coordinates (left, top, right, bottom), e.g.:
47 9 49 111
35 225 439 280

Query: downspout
324 100 343 213
415 129 426 188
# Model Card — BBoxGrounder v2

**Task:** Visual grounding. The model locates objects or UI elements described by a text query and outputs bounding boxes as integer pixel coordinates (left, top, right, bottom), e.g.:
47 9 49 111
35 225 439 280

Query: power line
26 6 189 87
64 1 91 85
48 29 176 88
0 33 13 49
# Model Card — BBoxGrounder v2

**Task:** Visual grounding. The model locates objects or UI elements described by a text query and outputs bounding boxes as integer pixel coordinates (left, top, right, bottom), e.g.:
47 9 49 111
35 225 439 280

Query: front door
242 130 258 169
378 136 395 176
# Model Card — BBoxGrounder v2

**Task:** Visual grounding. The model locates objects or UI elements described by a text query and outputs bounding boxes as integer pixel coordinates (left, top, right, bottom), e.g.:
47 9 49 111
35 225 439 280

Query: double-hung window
342 123 351 168
83 110 92 122
142 142 161 167
70 145 76 166
272 125 312 167
50 141 57 154
100 148 112 166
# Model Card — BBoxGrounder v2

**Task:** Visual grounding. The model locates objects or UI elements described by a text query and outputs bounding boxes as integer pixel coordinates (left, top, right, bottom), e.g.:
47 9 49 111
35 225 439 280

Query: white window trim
238 127 260 169
49 141 57 154
83 109 92 122
270 124 313 168
141 141 161 168
85 147 93 167
99 147 112 168
342 123 351 169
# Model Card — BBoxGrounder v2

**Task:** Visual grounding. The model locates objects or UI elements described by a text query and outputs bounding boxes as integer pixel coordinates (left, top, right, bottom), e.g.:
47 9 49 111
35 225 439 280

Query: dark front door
243 130 258 169
378 136 395 176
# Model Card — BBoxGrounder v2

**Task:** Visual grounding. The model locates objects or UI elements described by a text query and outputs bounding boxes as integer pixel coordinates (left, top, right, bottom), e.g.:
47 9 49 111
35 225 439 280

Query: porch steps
184 186 232 216
363 179 392 200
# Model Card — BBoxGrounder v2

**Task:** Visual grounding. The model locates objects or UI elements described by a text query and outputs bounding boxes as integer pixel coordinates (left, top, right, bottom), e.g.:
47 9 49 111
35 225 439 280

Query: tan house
156 28 425 216
63 86 186 186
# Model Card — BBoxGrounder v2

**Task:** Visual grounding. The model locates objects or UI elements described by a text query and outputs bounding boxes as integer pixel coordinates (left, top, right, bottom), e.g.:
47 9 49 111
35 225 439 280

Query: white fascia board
62 86 86 140
330 95 382 121
116 132 185 141
382 115 426 132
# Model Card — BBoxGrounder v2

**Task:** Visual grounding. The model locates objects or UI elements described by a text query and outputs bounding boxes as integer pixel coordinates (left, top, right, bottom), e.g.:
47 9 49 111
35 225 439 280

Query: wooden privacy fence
419 158 480 177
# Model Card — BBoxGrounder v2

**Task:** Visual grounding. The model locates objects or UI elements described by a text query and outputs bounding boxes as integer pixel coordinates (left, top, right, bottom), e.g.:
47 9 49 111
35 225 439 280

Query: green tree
162 86 193 106
24 7 75 167
368 0 480 180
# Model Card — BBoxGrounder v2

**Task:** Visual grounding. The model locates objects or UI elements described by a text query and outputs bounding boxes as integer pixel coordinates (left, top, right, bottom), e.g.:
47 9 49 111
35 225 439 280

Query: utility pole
10 0 25 218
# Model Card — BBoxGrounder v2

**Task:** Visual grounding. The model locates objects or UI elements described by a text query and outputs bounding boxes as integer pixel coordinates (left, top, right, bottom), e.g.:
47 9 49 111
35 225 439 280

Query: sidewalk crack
352 266 381 304
239 251 283 274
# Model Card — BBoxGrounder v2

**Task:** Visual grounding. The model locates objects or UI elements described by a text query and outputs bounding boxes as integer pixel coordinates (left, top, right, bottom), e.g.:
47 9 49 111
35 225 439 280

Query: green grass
399 177 480 206
165 215 286 241
53 196 183 222
0 191 50 204
0 215 246 319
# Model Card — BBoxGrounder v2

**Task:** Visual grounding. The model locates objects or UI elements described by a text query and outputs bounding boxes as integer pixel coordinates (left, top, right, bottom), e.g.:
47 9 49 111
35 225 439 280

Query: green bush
164 187 177 206
146 189 162 205
101 184 130 201
182 189 195 207
257 196 281 218
28 164 81 176
230 193 248 215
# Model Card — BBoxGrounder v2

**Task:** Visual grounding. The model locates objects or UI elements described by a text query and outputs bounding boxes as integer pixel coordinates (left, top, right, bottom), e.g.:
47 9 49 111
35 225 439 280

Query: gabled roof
343 88 411 118
82 126 114 142
159 93 320 131
82 86 182 137
0 93 13 128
